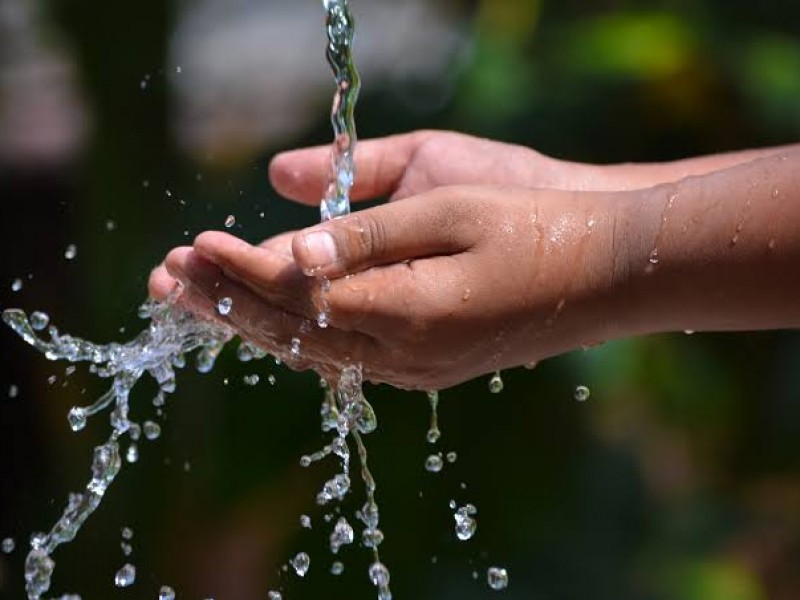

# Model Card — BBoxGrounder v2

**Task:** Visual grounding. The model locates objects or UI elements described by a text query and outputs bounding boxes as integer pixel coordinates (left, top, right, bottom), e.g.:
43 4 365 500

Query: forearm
614 149 800 336
555 143 800 191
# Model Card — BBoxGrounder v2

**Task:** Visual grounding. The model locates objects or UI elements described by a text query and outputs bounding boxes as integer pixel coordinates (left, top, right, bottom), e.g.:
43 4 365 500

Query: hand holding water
150 133 800 389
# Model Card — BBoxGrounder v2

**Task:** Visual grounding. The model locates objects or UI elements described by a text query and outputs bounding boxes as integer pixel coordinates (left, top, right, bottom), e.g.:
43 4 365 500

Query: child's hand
150 185 626 390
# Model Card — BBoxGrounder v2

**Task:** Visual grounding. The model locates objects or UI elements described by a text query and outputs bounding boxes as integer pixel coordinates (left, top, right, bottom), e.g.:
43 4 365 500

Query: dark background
1 0 799 598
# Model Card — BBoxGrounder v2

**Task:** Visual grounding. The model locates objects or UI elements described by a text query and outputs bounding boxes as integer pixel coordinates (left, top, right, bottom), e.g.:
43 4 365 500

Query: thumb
292 188 479 278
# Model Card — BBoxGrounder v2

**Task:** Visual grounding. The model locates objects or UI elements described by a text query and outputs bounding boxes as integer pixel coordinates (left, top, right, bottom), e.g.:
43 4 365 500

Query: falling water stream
1 2 508 598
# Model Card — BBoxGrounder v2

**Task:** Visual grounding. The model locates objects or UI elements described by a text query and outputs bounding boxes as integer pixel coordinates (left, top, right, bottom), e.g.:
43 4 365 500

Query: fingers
148 265 179 301
163 246 375 370
291 187 481 278
193 231 318 318
269 131 430 204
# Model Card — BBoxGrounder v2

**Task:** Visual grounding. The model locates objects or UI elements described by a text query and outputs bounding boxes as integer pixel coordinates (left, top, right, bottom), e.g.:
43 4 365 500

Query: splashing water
3 300 231 600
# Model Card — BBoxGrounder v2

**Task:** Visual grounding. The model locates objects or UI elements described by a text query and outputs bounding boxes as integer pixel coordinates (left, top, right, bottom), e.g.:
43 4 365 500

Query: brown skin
149 131 800 390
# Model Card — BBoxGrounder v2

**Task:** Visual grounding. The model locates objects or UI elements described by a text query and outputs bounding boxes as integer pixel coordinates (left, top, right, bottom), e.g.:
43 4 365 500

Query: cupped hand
150 185 629 390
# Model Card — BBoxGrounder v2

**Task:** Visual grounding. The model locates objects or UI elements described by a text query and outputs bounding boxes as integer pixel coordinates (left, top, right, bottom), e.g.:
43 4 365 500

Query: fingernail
301 230 338 268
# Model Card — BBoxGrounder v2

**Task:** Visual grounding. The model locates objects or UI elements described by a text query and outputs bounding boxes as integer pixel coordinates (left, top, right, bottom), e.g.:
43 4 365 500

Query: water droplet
217 297 233 316
300 515 312 529
369 562 390 587
331 561 344 575
648 248 659 265
329 516 354 553
524 361 538 370
317 311 329 328
8 384 19 398
772 187 780 198
290 337 301 359
243 374 260 386
299 455 312 468
68 407 87 432
105 220 117 231
574 385 591 402
64 244 78 261
11 278 23 292
454 504 477 541
426 428 441 444
446 451 457 463
159 585 176 600
114 563 136 588
268 592 282 600
425 454 444 473
291 552 310 577
2 537 15 553
224 215 236 228
175 65 182 74
487 566 509 590
683 329 695 336
143 421 161 440
268 374 276 386
489 372 504 394
362 527 384 548
125 444 139 464
30 311 50 331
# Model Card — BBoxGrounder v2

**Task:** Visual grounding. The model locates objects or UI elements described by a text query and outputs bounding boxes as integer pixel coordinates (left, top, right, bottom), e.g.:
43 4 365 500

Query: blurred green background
1 0 799 598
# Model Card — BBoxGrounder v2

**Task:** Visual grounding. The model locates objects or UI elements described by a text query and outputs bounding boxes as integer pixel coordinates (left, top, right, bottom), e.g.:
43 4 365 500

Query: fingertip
193 230 236 260
148 265 177 301
269 150 323 204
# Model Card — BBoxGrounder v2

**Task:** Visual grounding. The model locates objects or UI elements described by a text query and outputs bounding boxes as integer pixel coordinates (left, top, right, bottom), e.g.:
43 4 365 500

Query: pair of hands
150 131 629 389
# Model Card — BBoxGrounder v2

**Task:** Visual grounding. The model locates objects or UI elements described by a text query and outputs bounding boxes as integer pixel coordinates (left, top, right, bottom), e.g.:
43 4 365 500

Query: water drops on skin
2 537 15 553
290 337 301 360
224 215 236 228
114 563 136 588
291 552 310 577
159 585 176 600
487 566 509 591
489 371 504 394
574 385 591 402
216 297 233 316
425 454 444 473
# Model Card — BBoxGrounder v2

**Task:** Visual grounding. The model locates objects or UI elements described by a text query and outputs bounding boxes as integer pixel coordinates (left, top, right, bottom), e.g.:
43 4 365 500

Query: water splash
4 300 231 599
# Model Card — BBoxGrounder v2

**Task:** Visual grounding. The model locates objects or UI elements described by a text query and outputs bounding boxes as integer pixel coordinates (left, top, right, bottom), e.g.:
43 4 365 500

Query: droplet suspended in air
224 215 236 228
30 311 50 331
1 537 15 554
446 451 457 464
11 278 23 292
574 385 591 402
330 561 344 575
425 454 444 473
300 514 312 529
159 585 176 600
143 421 161 440
489 371 504 394
68 407 87 432
217 297 233 316
243 374 260 386
369 561 390 587
114 563 136 588
267 592 282 600
453 504 478 541
291 552 310 577
487 567 509 590
64 244 78 261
